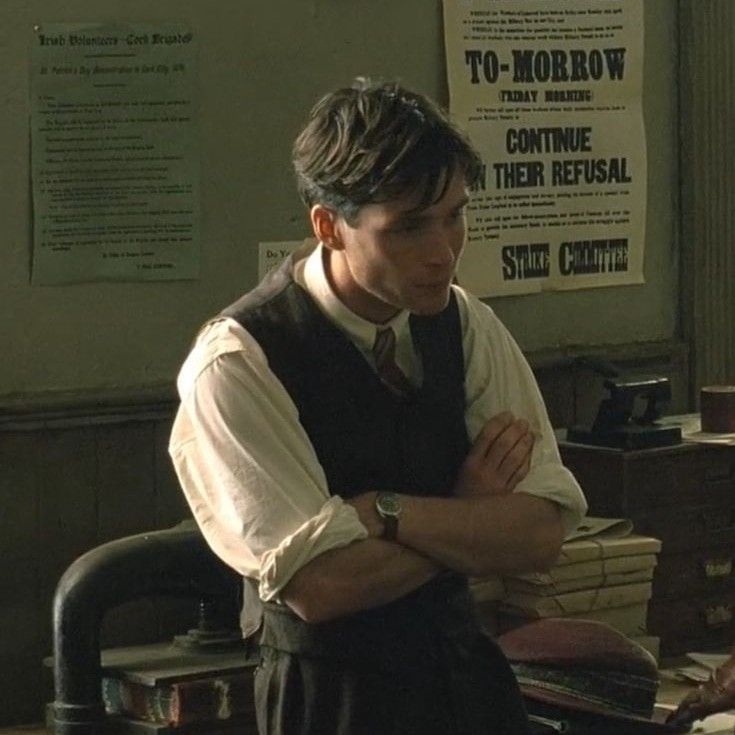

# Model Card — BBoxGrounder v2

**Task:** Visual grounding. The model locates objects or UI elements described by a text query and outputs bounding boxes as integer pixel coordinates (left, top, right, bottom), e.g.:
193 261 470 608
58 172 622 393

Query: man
170 78 587 734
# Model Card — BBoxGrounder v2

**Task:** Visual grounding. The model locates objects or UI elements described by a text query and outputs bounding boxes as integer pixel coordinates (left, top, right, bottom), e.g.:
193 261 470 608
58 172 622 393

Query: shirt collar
302 242 410 351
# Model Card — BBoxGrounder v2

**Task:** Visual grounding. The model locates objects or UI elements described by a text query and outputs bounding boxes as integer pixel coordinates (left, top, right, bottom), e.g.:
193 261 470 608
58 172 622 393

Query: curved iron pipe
52 521 241 734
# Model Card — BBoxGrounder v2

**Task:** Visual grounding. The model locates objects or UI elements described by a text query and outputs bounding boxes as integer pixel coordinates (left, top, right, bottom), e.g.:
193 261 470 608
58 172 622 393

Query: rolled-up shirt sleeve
169 319 368 602
457 288 588 536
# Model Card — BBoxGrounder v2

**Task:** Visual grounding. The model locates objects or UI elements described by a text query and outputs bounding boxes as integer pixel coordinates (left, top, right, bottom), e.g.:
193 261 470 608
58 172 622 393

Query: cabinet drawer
653 547 735 598
625 448 735 509
648 592 735 656
632 503 735 554
559 442 735 512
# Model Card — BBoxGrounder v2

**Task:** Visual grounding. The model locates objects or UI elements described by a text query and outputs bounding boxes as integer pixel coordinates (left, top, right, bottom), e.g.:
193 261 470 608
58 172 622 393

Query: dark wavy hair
292 77 483 224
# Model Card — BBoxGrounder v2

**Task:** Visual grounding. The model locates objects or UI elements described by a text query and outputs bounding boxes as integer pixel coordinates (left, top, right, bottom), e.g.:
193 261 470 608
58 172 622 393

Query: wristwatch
375 492 402 541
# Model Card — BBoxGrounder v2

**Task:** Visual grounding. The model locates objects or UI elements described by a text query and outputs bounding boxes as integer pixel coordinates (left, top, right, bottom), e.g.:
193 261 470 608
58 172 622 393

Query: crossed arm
281 412 565 623
172 316 581 627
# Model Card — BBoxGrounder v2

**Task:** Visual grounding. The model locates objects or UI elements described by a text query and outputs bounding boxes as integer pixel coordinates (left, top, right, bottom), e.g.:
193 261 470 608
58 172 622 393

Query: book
102 668 256 727
511 552 658 585
504 566 655 596
556 534 662 565
497 581 653 617
103 715 258 734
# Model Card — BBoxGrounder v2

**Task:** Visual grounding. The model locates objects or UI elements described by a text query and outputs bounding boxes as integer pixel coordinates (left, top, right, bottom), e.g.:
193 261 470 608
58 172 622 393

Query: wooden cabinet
559 439 735 656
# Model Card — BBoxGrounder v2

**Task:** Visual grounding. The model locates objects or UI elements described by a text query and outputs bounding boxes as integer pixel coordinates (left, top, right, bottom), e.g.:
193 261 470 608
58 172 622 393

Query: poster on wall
29 22 200 285
442 0 646 297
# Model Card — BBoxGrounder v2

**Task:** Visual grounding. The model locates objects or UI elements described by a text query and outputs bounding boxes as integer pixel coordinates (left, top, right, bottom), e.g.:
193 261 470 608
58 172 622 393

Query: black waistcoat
222 255 470 500
221 257 530 735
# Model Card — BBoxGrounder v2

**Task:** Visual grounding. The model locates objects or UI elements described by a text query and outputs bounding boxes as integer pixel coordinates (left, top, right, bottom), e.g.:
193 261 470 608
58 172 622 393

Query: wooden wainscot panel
96 421 159 542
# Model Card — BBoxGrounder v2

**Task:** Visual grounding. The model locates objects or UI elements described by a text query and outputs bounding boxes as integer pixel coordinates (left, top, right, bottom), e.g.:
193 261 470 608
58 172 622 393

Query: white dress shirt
169 244 587 616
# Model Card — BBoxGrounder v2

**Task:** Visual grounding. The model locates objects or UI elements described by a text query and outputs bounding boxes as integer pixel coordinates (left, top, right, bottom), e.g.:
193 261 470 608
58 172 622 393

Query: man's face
325 169 469 323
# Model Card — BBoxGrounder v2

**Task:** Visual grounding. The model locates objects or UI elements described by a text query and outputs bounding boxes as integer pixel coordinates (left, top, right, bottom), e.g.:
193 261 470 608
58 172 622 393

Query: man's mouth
416 281 449 290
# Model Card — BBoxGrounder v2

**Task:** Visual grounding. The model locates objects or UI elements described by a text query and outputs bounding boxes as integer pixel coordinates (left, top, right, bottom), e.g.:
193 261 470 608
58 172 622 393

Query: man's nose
424 226 459 265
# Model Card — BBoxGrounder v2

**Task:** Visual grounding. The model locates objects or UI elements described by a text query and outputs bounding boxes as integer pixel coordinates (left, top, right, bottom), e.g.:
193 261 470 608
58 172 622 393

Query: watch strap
375 492 401 541
382 513 398 541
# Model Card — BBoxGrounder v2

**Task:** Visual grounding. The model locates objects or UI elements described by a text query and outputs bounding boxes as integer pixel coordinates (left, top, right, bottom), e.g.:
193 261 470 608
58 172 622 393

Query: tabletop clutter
472 516 661 659
471 517 735 733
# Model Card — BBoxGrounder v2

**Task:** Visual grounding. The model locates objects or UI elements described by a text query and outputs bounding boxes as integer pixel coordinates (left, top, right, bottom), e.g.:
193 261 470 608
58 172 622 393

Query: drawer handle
704 605 733 627
703 558 734 579
700 510 735 534
705 464 734 481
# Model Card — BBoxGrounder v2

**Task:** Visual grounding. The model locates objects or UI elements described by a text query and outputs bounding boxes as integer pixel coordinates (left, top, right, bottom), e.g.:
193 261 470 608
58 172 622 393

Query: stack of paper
471 518 663 659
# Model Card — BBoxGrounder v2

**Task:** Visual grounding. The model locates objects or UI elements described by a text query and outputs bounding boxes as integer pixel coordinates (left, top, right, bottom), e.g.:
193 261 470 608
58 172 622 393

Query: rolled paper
701 385 735 433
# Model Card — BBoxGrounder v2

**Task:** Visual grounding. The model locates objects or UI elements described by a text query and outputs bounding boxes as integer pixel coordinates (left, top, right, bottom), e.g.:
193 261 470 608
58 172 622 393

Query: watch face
378 493 401 516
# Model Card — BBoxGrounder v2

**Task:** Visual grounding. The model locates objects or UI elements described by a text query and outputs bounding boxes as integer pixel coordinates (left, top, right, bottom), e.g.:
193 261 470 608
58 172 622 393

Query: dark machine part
174 596 246 651
52 521 243 735
567 375 682 450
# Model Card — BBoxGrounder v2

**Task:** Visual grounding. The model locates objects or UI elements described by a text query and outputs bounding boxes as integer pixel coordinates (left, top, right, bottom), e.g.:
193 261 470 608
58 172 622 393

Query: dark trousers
254 575 531 735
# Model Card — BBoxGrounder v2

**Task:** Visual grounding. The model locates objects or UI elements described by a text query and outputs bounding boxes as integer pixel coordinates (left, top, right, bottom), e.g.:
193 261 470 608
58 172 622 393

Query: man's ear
310 204 344 251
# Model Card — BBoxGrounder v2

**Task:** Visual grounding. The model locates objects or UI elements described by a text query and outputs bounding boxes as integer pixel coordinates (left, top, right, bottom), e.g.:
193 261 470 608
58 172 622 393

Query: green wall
1 0 678 400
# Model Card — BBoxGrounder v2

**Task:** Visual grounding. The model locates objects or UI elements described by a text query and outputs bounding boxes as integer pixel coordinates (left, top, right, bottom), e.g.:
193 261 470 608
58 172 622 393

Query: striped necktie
372 327 413 398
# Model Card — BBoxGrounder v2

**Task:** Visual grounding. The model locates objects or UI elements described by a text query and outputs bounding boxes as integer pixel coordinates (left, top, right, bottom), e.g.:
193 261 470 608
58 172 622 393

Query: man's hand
667 655 735 727
454 412 534 497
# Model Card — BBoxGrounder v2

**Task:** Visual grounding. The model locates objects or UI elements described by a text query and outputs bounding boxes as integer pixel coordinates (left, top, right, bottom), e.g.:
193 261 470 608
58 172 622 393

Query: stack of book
97 641 258 734
471 517 663 661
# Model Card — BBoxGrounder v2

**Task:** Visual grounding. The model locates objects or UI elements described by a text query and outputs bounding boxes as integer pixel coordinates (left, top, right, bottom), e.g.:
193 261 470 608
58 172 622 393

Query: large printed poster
443 0 646 296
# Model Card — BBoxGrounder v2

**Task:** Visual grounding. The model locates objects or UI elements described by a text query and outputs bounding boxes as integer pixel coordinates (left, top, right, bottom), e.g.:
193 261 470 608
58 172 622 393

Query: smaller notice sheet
257 238 316 280
258 241 304 281
30 22 200 284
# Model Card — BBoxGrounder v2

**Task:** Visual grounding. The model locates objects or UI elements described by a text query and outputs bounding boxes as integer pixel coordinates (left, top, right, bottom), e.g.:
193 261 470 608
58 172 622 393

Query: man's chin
409 290 451 316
